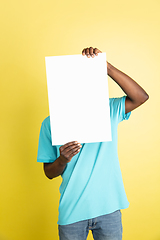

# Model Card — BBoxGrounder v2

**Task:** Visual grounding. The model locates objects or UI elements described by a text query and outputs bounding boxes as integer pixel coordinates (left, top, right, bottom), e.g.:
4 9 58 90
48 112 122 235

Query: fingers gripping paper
45 53 112 145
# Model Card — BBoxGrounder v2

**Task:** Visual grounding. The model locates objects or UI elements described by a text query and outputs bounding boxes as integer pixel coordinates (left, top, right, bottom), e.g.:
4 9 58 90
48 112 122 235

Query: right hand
59 141 82 165
82 47 102 58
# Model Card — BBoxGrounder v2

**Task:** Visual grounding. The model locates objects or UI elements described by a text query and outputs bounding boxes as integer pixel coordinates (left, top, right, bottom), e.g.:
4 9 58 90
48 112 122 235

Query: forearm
107 62 149 104
43 157 67 179
43 141 81 179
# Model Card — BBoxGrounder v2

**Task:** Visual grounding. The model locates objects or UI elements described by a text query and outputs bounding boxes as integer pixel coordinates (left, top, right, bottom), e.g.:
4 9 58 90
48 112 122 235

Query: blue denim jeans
58 210 122 240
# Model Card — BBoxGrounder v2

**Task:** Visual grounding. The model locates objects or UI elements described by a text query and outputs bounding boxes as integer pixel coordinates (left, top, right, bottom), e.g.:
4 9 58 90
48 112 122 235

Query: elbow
137 91 149 106
146 93 149 101
46 174 54 180
141 92 149 104
134 92 149 109
43 164 54 180
44 171 54 180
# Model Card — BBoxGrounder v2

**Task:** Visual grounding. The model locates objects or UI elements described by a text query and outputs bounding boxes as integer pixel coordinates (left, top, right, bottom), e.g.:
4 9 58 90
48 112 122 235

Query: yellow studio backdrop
0 0 159 239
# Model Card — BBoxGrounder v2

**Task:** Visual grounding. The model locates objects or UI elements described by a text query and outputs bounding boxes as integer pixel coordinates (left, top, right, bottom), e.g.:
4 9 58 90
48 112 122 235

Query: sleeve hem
123 96 131 120
37 158 55 163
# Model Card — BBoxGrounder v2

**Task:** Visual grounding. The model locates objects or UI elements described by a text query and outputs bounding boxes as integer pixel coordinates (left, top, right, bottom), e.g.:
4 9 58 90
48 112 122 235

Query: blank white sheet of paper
45 53 112 145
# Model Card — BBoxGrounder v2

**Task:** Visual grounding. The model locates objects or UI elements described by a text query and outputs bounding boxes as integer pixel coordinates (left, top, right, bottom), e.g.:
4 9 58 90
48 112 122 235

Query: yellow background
0 0 160 239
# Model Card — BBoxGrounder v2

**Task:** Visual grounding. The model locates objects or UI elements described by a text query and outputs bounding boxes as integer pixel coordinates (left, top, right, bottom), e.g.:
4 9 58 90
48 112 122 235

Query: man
37 47 149 240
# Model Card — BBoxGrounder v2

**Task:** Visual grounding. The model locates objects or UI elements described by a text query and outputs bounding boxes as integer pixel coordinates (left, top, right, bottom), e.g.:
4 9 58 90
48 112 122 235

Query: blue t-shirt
37 96 131 225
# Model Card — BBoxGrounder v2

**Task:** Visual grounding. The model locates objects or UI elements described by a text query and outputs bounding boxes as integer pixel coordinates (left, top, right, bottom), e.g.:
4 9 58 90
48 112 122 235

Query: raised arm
82 47 149 113
107 63 149 113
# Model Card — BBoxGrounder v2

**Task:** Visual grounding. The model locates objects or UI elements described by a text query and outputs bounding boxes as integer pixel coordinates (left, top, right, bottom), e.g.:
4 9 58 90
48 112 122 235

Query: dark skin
43 47 149 179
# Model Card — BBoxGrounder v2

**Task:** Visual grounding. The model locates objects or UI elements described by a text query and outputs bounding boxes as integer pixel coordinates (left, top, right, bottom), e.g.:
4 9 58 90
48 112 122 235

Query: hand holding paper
82 47 102 57
59 141 82 164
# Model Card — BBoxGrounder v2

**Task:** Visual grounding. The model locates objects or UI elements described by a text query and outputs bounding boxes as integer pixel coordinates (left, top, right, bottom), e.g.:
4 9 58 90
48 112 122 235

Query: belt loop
88 218 92 228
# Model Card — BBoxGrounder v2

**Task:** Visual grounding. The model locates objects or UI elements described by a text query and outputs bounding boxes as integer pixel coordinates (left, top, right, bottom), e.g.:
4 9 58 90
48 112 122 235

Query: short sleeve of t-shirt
37 116 57 163
110 96 131 123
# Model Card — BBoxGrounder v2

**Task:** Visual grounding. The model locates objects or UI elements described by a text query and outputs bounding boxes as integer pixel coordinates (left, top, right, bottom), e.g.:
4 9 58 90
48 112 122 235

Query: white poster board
45 53 112 145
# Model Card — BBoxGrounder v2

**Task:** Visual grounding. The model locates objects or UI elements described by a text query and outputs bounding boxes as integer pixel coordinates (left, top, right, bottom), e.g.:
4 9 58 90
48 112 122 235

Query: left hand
82 47 102 58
